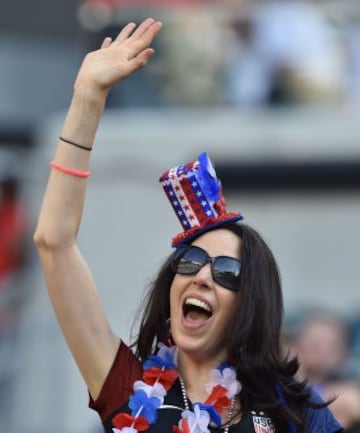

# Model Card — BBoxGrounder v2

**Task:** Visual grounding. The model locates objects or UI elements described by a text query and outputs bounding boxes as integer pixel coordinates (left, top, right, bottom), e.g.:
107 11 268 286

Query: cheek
169 275 184 311
169 275 180 298
220 289 239 309
219 291 240 325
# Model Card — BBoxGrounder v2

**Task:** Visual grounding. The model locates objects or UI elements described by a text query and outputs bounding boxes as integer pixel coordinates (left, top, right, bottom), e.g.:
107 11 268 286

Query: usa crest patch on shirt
251 411 276 433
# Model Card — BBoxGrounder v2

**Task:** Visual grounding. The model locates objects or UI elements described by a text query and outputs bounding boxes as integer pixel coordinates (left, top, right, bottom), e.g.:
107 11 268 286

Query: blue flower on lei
197 403 221 426
143 352 176 370
129 389 162 424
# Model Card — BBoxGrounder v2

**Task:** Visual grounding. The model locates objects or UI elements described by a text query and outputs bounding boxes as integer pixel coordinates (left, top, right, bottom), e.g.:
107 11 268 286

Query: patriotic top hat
159 152 243 247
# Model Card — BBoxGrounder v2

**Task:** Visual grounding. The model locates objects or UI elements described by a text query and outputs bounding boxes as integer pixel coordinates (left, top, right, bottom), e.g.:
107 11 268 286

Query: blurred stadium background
0 1 360 432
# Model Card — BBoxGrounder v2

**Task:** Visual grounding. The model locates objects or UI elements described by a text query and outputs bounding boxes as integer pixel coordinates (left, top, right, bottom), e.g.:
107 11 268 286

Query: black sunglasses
171 244 242 291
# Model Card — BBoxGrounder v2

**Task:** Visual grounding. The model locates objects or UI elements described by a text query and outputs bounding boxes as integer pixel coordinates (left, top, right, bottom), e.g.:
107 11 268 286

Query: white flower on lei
133 380 166 404
112 427 137 433
205 367 241 398
182 404 211 433
157 342 178 366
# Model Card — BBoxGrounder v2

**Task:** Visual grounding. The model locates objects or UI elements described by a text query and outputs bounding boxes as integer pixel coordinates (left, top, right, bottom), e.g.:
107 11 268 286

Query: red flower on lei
143 367 179 391
113 413 150 432
173 418 190 433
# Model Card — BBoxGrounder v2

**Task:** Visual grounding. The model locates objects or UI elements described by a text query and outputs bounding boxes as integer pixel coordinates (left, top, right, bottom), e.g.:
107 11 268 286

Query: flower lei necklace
112 344 242 433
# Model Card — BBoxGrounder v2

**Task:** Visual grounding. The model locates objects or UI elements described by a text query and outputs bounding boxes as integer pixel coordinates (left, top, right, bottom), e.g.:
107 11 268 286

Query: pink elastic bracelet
49 161 91 178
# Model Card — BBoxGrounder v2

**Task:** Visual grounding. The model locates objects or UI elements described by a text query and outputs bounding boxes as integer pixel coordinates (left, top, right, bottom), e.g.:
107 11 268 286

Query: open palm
75 18 162 92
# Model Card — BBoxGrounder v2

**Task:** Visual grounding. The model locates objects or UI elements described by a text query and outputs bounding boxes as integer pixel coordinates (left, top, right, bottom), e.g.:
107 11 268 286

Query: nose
192 262 213 289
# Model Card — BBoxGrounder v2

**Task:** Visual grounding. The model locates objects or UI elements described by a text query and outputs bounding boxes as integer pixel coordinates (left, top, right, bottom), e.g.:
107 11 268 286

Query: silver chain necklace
178 375 235 433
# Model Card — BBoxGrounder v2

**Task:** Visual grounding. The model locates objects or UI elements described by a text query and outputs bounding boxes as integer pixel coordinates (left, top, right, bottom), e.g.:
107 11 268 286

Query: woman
34 18 342 433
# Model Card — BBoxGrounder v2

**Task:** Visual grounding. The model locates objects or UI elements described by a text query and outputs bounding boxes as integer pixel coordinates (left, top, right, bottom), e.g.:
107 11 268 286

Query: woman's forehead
191 228 241 258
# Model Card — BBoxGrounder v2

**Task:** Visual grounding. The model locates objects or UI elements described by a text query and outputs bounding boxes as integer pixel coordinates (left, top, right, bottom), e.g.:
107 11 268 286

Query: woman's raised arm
33 18 162 400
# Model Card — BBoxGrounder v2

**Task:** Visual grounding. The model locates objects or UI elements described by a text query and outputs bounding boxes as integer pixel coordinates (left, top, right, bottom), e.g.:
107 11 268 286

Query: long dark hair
133 223 324 433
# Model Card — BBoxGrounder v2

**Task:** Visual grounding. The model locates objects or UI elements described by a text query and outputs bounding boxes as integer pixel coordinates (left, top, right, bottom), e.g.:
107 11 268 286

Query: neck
177 349 227 402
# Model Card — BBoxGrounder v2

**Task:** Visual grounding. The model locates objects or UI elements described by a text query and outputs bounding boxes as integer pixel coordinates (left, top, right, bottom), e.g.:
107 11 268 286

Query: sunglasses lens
172 245 241 291
213 257 241 291
175 246 206 274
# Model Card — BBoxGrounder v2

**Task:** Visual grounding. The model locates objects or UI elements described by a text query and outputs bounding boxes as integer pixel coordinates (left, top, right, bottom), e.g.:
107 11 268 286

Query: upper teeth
185 297 212 313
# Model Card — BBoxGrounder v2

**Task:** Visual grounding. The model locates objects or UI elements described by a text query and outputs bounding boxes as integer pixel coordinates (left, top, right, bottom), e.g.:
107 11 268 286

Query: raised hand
35 18 162 402
74 18 162 95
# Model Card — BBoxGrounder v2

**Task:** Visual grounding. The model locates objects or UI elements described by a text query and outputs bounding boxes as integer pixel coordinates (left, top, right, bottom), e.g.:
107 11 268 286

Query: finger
129 48 155 70
101 37 112 49
130 18 156 40
125 21 162 58
138 21 163 46
115 22 136 43
145 21 163 41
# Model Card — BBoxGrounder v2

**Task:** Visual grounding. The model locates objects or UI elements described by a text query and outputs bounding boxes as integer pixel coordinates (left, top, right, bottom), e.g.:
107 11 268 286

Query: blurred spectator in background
225 0 346 106
159 9 225 105
224 15 269 106
285 311 360 430
0 149 28 326
0 148 30 431
295 312 349 385
0 149 29 324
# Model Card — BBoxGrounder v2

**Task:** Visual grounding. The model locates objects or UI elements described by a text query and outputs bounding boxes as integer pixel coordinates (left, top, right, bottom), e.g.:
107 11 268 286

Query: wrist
72 82 109 108
61 85 108 148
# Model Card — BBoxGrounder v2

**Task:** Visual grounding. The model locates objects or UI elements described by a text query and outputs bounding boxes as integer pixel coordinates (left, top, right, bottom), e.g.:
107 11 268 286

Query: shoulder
304 388 344 433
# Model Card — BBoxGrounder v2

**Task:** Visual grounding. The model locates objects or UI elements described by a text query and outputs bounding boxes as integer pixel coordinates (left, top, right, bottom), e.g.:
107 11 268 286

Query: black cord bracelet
59 136 92 151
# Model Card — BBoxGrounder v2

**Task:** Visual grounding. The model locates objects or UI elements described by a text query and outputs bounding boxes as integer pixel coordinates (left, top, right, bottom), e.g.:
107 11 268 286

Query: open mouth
183 297 213 322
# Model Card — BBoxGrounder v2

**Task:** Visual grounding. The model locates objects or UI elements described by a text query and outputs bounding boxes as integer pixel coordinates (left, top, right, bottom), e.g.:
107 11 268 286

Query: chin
173 332 204 355
173 332 227 362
